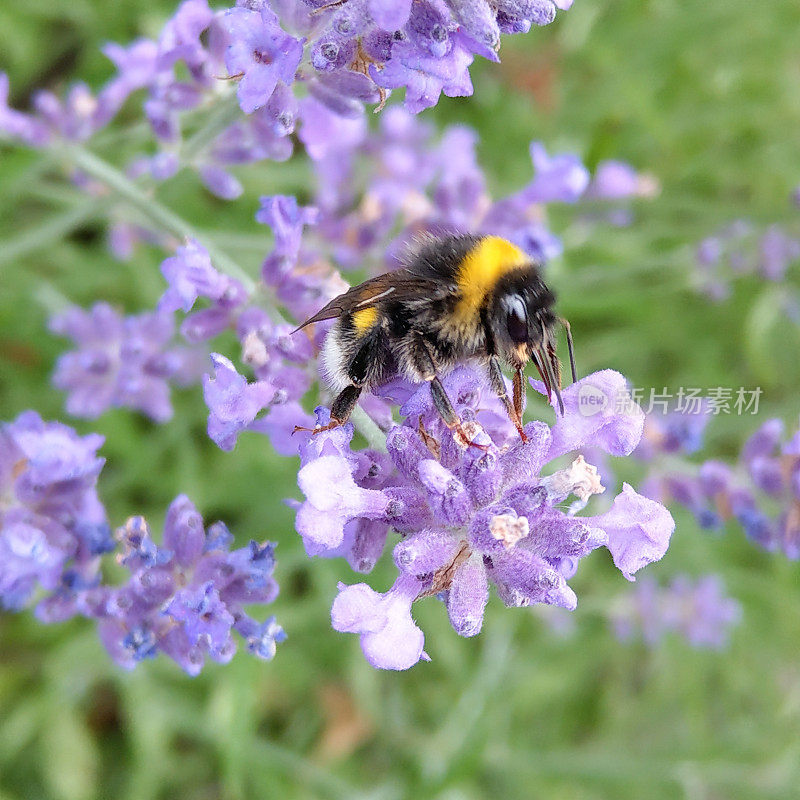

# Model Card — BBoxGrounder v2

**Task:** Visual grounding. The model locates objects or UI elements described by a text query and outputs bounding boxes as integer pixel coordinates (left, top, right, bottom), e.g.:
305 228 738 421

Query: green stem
350 406 388 452
66 145 256 293
0 199 105 266
181 93 242 163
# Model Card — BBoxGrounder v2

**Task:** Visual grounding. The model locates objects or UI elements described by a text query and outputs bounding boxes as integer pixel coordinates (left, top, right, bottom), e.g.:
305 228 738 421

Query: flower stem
181 92 242 164
0 199 105 266
66 145 257 293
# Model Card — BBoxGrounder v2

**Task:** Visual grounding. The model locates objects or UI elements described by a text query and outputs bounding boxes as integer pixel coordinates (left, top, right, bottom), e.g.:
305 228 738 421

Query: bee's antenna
559 317 577 384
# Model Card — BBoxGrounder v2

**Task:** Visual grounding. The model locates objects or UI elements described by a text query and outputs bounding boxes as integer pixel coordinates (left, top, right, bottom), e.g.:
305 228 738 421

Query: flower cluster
0 411 284 674
1 0 577 208
612 573 741 649
292 368 674 670
50 302 203 422
98 496 284 675
695 217 800 313
0 411 109 611
643 417 800 558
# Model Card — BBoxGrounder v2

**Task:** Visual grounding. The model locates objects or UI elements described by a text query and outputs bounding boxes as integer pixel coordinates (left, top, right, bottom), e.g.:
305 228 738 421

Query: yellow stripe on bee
455 236 528 321
351 306 379 334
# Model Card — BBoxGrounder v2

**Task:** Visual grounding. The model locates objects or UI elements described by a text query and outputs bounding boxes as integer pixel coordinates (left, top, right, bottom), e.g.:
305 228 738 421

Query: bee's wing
293 270 443 330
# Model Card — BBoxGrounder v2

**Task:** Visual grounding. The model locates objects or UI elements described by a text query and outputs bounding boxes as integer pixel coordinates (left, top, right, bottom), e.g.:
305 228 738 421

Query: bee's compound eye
505 296 528 344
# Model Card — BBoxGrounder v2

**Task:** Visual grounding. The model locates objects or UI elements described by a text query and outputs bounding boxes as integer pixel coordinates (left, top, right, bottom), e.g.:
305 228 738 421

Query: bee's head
487 267 557 368
487 266 571 412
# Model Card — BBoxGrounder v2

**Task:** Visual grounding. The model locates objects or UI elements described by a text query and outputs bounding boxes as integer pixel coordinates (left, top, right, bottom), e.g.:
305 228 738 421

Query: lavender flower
643 417 800 559
97 495 284 675
2 406 284 673
159 239 247 314
613 574 741 649
694 218 800 303
50 302 202 422
203 353 278 451
0 411 108 612
221 5 304 114
290 368 673 670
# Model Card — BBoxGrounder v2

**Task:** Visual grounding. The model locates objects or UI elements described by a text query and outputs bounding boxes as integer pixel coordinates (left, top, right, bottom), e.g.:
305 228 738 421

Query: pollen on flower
241 330 269 368
541 455 605 503
489 513 530 549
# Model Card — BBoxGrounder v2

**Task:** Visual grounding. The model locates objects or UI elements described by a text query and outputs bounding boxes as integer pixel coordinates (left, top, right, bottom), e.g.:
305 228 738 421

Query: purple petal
368 0 412 30
588 483 674 581
162 494 205 567
447 556 488 637
536 370 645 460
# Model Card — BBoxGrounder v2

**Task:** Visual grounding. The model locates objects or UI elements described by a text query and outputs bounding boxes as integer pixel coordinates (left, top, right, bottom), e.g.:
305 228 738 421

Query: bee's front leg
488 356 528 442
293 384 362 436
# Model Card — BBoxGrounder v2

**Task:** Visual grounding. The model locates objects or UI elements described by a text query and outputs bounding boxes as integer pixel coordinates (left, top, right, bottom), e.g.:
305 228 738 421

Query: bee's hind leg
488 356 528 443
427 377 484 449
408 336 487 450
293 385 362 435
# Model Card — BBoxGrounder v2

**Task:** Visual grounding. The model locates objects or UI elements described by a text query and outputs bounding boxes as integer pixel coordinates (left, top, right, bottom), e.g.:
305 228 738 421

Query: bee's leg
488 356 528 443
429 376 487 449
407 336 486 449
513 367 526 422
329 384 363 427
293 384 362 435
296 329 379 435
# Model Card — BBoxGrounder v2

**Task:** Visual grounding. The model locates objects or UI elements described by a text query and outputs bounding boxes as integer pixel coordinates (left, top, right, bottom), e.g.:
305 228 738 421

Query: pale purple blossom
613 574 741 649
292 367 674 670
203 354 277 451
221 5 304 114
159 239 246 313
50 303 201 422
96 495 284 675
0 412 108 611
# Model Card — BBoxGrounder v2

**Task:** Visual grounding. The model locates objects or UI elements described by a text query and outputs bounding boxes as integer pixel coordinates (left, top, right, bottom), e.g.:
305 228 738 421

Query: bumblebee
294 233 576 443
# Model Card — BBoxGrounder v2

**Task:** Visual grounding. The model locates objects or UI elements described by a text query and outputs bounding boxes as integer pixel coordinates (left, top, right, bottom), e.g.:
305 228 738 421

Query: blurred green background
2 1 800 798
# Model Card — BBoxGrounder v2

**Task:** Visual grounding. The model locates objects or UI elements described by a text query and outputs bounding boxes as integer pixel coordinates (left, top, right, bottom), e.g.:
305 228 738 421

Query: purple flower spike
534 370 646 460
222 6 303 114
50 303 198 423
159 239 244 313
203 353 276 451
614 574 741 649
588 483 674 581
302 365 671 669
93 497 283 675
523 142 590 204
331 577 426 670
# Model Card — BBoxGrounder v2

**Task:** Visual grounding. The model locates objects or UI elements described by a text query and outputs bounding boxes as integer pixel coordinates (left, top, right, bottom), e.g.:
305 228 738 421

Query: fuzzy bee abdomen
321 313 394 392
